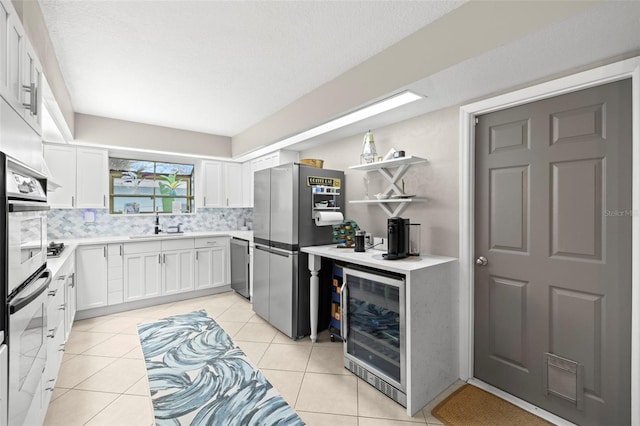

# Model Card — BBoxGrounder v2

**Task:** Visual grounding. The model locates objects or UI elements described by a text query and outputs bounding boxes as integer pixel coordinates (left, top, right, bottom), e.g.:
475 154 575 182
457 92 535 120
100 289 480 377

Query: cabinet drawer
46 282 65 335
195 237 228 249
162 238 194 251
124 241 161 254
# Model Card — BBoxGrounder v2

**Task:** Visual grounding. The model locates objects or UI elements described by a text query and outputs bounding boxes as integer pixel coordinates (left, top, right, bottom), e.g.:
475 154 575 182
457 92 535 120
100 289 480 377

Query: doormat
432 384 553 426
138 310 303 425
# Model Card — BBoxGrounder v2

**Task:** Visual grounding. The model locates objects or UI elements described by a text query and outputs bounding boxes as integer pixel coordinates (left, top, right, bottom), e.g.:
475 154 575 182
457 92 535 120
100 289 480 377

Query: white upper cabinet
201 160 223 207
22 40 42 132
200 160 245 208
44 144 109 209
3 10 25 114
223 162 243 207
0 0 42 134
0 1 10 96
241 161 253 207
76 147 109 208
241 150 299 208
44 144 76 208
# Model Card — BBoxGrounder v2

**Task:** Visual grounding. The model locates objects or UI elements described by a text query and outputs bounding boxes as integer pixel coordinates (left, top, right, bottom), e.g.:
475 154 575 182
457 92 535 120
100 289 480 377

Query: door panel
253 169 270 241
488 276 528 370
550 159 602 260
252 246 270 320
269 249 294 337
474 79 631 425
490 166 529 252
270 165 294 245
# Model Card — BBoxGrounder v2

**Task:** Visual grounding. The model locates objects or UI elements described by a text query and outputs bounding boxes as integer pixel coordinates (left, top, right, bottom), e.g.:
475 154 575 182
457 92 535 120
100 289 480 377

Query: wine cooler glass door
343 268 405 391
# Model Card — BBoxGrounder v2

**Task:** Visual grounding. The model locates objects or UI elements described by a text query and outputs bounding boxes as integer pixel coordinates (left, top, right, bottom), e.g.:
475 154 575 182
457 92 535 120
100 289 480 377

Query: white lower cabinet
107 243 124 304
124 238 199 302
76 244 108 310
62 255 76 340
195 237 229 289
123 241 162 302
41 251 76 423
162 239 195 295
75 236 229 311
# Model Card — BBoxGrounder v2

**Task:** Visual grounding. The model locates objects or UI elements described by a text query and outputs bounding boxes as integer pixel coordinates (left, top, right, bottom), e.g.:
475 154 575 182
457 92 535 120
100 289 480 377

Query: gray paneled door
474 79 631 425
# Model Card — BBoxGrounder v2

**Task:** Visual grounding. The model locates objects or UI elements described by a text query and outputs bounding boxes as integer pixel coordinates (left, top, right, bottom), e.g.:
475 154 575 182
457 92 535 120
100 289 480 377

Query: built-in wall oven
1 152 50 426
341 267 406 407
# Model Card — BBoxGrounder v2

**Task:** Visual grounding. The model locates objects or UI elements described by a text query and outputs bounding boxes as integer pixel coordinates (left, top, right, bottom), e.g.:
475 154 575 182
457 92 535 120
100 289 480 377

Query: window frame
108 158 195 215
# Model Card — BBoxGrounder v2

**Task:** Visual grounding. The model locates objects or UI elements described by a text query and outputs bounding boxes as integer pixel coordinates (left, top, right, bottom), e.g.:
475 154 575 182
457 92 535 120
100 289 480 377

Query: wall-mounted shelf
348 156 427 217
350 198 426 217
311 185 341 219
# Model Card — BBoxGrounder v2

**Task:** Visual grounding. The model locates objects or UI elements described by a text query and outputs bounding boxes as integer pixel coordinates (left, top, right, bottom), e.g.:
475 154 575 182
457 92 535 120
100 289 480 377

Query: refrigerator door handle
255 245 292 258
269 248 291 258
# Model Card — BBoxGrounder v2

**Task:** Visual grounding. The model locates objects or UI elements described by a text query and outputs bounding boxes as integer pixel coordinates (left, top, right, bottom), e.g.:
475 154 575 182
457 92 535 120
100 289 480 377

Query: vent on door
543 353 584 410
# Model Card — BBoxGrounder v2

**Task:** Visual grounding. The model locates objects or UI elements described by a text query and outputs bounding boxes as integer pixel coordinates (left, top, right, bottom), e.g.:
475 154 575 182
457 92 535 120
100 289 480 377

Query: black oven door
7 200 49 297
8 268 51 426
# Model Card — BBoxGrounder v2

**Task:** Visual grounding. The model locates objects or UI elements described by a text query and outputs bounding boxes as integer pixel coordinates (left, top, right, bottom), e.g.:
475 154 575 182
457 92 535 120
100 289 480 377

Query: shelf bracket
379 164 411 196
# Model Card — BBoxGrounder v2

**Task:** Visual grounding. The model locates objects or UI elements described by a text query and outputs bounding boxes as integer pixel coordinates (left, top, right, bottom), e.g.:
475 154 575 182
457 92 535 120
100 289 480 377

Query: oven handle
9 269 51 314
8 200 50 212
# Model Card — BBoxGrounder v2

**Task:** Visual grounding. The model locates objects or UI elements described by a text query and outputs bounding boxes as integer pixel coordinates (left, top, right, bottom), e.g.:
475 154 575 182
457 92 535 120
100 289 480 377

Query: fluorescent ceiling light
235 91 423 161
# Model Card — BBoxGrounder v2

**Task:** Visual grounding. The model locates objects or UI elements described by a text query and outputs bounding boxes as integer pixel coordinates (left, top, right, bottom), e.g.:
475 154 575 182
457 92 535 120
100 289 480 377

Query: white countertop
301 244 456 274
52 230 254 246
46 230 253 276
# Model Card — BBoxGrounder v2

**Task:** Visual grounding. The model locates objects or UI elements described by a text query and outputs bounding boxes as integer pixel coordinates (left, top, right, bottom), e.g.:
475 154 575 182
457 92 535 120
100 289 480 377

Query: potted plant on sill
158 172 185 213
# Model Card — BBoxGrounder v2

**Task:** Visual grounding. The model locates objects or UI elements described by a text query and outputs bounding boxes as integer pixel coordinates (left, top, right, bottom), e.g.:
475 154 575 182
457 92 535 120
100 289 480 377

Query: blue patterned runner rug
137 310 304 425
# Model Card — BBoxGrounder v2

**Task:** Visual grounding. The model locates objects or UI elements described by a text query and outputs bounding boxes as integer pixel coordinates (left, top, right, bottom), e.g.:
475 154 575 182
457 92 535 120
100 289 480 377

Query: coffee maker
384 217 410 260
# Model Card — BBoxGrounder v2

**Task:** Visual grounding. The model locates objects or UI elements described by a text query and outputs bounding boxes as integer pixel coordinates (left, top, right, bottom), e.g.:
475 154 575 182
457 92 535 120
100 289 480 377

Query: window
109 158 195 214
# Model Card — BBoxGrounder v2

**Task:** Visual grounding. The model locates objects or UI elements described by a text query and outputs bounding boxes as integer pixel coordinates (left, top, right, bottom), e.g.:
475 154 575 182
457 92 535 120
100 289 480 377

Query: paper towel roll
314 211 344 226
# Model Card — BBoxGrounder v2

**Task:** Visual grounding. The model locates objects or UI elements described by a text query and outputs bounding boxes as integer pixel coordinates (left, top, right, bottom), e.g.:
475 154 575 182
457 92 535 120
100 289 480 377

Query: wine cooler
341 267 406 406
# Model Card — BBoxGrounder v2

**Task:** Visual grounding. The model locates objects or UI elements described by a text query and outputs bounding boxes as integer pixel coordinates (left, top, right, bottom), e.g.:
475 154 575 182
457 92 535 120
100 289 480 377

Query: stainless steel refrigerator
253 162 345 339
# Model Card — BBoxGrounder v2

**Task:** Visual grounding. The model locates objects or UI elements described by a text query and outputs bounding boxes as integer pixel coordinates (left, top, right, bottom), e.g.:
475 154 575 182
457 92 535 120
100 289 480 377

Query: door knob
475 256 488 266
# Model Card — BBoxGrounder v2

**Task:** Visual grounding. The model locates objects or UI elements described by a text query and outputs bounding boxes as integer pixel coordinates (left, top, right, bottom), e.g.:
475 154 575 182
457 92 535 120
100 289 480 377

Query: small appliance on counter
384 217 410 260
47 241 65 258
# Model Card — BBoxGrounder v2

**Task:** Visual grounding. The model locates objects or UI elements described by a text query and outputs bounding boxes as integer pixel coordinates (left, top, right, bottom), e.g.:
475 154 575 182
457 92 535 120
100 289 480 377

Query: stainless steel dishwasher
230 237 250 298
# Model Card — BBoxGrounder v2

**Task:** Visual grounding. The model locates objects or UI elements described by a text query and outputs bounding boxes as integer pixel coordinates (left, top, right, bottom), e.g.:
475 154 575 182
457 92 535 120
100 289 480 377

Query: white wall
74 113 232 158
232 1 595 158
300 106 459 258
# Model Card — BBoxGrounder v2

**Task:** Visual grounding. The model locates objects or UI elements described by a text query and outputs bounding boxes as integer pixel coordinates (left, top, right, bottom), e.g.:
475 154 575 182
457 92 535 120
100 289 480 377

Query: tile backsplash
48 208 253 239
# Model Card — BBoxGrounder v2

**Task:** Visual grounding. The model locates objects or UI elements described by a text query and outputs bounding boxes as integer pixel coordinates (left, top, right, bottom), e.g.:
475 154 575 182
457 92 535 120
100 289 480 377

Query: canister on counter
355 230 366 252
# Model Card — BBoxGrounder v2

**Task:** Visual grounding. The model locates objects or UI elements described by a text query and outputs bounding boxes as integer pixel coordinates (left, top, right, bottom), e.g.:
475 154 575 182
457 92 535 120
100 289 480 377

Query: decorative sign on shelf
307 176 342 188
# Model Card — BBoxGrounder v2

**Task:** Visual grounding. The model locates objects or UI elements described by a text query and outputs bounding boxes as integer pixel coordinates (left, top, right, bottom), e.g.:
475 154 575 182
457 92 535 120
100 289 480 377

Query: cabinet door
44 144 77 208
241 161 253 208
194 248 213 290
65 266 76 339
163 249 194 295
124 252 162 302
22 40 41 133
223 163 243 207
210 245 227 287
107 243 123 305
76 147 108 208
0 1 10 97
202 161 223 207
76 245 108 310
4 12 24 114
252 246 269 320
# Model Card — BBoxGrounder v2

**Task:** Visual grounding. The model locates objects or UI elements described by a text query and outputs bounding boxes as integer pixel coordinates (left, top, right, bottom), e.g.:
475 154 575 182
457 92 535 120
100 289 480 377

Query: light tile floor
44 291 464 426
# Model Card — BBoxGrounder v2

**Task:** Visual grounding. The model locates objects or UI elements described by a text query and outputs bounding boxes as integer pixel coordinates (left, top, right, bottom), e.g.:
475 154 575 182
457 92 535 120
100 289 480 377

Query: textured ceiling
38 0 465 137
